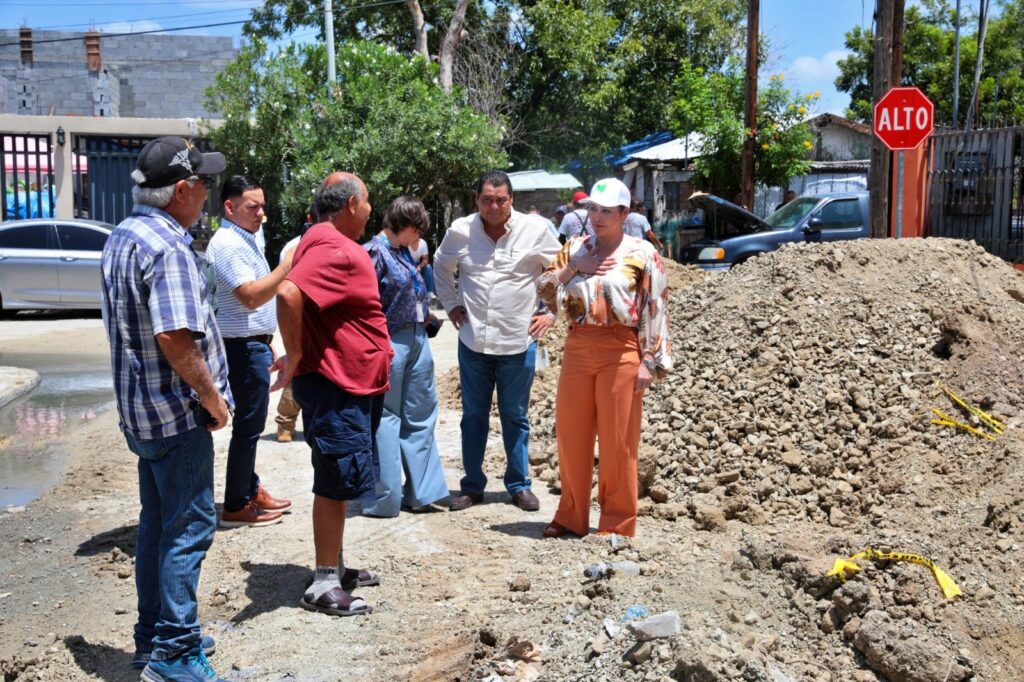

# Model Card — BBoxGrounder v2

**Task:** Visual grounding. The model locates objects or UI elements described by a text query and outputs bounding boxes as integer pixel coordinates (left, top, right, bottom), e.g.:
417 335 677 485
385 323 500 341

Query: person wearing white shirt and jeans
435 170 561 512
206 175 294 528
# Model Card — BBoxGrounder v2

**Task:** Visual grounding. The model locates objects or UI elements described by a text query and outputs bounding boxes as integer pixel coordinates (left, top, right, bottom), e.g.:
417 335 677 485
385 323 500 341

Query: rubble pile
528 239 1024 529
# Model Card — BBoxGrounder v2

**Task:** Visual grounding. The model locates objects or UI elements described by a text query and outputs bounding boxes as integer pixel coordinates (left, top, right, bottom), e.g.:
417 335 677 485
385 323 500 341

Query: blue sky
1 0 875 117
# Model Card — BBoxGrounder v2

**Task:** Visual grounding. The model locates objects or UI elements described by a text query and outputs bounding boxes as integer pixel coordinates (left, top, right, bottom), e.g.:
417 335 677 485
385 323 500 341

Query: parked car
0 218 114 312
678 192 870 271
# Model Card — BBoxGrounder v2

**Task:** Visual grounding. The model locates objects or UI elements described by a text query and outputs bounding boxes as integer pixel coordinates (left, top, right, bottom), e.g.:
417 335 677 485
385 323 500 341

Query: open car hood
688 192 771 233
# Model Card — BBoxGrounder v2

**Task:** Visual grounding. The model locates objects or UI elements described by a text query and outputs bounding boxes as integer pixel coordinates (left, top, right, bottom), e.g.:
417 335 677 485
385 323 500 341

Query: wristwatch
642 358 657 373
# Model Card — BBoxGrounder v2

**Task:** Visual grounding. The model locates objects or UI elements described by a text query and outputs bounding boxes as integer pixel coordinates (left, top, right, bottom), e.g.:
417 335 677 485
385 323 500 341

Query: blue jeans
223 339 272 512
421 264 436 294
457 340 536 496
363 325 448 517
125 425 216 661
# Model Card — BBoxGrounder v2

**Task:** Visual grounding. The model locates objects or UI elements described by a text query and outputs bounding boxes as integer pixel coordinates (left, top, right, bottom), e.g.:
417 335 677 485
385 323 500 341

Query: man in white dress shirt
435 170 560 513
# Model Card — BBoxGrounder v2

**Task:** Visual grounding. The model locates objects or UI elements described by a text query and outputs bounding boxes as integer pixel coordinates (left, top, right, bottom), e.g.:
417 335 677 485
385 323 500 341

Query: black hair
383 195 430 235
313 176 363 221
220 175 261 203
475 170 513 195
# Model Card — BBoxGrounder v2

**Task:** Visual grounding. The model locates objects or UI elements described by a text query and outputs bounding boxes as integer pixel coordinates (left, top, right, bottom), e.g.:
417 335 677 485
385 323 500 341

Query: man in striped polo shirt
207 175 293 528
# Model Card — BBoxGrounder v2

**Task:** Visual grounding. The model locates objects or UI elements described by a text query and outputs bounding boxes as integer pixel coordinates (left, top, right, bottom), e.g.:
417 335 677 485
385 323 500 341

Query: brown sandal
543 522 570 538
299 586 372 617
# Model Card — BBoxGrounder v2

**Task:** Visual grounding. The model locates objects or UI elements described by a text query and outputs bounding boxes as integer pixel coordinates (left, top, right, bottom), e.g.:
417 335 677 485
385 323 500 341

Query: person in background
775 189 797 212
558 190 592 243
407 230 437 302
206 175 293 529
527 203 559 240
101 136 230 680
537 177 672 539
434 170 560 513
274 205 315 443
361 195 448 517
272 171 390 617
553 205 567 234
623 198 663 251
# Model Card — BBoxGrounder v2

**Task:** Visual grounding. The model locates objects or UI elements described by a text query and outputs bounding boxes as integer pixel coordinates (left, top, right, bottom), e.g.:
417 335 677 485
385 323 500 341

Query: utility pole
869 0 898 238
740 0 758 212
325 0 336 85
952 0 962 127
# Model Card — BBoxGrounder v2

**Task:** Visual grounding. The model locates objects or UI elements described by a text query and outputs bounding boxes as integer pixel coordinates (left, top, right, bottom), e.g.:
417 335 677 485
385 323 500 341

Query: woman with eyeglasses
361 195 448 517
537 178 672 538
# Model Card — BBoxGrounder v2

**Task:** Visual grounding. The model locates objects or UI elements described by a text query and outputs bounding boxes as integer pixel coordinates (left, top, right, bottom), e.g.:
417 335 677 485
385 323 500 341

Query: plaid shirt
101 204 233 441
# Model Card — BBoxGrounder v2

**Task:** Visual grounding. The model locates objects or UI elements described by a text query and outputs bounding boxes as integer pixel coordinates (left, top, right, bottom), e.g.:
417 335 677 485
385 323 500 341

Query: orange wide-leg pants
552 325 643 537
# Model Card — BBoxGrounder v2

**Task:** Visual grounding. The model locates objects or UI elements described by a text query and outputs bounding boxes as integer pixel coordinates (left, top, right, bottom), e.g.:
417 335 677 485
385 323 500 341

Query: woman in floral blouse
361 195 448 517
537 178 671 538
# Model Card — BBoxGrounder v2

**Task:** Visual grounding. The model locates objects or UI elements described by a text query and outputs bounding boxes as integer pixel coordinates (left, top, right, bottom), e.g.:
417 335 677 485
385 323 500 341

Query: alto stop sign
873 87 934 150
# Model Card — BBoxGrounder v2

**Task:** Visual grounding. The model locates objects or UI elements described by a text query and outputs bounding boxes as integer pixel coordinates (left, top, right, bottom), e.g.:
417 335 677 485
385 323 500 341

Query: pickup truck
677 192 870 271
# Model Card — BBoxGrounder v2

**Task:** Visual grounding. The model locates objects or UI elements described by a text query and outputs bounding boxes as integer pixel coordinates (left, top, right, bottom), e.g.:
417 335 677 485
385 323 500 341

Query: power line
28 6 260 32
0 0 410 47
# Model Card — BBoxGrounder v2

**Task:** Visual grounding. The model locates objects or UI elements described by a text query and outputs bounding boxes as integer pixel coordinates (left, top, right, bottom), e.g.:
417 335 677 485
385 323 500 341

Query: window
57 225 109 251
0 225 51 249
664 182 685 212
815 199 861 229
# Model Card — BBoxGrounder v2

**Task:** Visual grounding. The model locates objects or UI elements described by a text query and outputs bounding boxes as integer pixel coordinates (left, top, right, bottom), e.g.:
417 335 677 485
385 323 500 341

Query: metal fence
73 135 220 226
927 126 1024 263
1 133 55 222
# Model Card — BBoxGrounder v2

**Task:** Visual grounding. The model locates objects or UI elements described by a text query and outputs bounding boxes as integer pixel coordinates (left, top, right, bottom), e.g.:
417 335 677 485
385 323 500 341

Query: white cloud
100 20 164 35
790 50 849 82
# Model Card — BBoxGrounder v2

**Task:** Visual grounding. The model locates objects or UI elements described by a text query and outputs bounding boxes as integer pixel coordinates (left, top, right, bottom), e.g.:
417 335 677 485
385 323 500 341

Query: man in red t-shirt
271 171 392 617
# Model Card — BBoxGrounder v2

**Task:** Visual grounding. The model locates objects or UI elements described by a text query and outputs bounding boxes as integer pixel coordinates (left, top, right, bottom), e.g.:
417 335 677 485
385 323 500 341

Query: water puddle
0 351 114 507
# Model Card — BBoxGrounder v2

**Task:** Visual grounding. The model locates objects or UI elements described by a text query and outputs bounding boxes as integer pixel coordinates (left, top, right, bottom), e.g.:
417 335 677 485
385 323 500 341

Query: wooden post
740 0 758 211
869 0 895 238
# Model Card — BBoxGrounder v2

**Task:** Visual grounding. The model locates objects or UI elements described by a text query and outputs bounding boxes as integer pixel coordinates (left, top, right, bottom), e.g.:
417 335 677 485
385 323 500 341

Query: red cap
572 190 589 204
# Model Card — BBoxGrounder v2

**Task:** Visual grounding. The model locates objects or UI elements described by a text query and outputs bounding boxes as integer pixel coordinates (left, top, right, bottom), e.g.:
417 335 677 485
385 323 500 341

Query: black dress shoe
511 489 540 511
448 492 484 511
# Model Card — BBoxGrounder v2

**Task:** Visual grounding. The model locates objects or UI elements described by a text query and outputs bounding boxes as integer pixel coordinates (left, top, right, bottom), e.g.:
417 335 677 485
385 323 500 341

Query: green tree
834 0 1023 126
668 61 815 199
204 39 506 258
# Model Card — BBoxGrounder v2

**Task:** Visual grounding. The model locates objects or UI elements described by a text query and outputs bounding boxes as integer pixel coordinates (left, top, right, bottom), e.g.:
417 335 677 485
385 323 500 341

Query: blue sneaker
133 636 216 670
141 650 224 682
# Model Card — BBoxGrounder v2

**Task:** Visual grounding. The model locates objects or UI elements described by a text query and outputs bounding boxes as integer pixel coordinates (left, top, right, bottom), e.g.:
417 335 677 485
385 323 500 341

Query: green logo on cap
596 182 607 192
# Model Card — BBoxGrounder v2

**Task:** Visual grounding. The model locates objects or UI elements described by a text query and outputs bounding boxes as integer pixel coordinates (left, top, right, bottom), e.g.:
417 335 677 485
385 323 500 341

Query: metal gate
73 135 221 226
927 126 1024 263
1 133 55 221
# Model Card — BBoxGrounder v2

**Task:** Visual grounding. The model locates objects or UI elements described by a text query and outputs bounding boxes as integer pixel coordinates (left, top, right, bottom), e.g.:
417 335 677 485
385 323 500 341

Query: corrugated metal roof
508 170 583 191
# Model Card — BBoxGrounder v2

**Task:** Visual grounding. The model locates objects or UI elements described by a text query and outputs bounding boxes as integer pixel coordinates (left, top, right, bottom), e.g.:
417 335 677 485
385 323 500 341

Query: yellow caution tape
939 383 1005 434
929 383 1005 440
931 408 997 441
826 548 962 600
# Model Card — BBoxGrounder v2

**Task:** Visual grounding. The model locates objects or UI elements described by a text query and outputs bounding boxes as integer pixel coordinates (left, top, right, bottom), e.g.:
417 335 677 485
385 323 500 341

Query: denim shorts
292 372 383 501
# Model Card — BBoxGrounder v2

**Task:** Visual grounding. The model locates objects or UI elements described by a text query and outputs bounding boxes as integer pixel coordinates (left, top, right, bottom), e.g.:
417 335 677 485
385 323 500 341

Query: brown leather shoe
219 500 284 528
512 489 540 512
253 485 292 512
276 427 293 443
448 492 483 511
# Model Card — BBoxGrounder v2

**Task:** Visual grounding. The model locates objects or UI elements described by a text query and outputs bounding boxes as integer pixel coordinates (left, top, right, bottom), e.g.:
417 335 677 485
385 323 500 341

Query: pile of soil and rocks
448 239 1024 681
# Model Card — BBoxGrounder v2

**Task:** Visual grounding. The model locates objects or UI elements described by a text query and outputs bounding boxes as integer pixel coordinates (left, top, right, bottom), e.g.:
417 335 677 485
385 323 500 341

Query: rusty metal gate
1 132 55 221
927 126 1024 263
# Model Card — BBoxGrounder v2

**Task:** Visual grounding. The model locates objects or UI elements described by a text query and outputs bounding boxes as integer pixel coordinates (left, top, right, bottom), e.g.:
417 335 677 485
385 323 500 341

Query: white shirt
624 212 651 240
408 238 429 262
206 220 276 338
435 209 560 355
281 235 301 263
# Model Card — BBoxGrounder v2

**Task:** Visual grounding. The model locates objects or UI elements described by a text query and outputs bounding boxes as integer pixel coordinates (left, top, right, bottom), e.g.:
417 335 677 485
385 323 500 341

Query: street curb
0 366 41 410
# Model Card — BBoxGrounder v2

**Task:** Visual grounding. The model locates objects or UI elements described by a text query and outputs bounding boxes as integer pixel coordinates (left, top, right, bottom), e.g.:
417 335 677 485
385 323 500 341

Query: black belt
225 334 273 345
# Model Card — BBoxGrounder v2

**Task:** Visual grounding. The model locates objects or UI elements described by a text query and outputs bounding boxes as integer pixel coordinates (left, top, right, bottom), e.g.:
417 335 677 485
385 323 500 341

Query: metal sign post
895 151 904 239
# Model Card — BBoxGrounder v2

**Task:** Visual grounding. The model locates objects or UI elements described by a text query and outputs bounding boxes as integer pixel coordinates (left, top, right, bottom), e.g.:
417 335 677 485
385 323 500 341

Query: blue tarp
604 131 675 168
4 190 55 220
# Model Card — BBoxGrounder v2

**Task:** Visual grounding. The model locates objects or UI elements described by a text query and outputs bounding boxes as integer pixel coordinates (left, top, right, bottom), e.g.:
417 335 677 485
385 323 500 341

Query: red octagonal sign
873 87 935 151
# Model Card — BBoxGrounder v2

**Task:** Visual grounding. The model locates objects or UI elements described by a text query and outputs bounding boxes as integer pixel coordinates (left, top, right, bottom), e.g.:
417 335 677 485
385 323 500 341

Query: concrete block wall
0 30 236 119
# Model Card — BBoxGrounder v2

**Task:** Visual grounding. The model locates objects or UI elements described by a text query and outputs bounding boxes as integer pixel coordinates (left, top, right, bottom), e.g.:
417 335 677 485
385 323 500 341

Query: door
55 224 109 307
805 198 866 243
0 223 60 308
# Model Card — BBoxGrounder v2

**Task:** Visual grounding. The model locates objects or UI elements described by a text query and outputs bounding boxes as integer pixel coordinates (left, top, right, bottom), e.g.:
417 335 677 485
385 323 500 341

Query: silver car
0 218 113 311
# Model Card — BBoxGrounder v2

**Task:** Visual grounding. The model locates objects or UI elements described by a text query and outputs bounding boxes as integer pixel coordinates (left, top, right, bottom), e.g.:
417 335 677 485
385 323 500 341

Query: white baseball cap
587 177 632 208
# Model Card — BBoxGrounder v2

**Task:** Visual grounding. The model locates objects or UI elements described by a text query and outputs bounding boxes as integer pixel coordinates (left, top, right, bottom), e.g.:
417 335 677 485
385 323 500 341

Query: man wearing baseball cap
557 189 592 243
101 136 233 681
